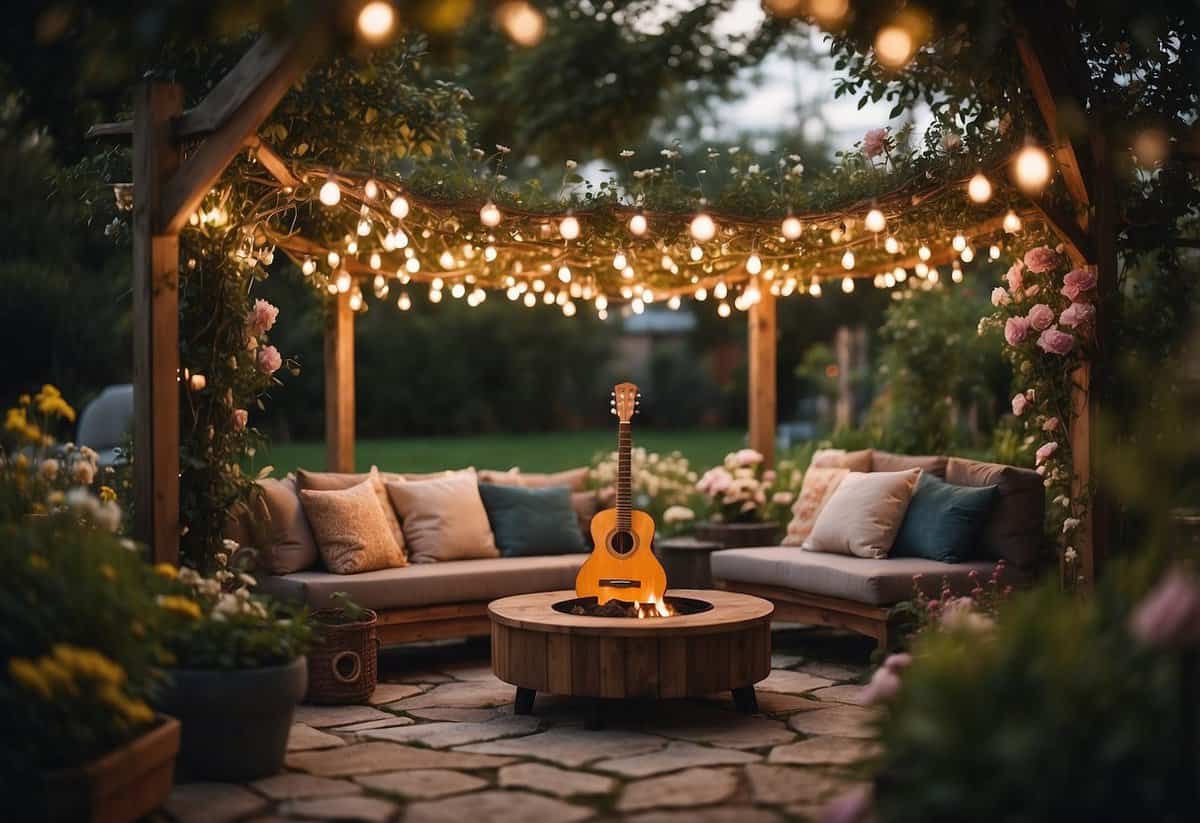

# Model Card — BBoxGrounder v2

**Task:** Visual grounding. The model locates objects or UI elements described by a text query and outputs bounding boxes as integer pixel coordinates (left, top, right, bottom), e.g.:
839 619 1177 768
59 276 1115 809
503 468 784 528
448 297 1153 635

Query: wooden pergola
95 11 1114 582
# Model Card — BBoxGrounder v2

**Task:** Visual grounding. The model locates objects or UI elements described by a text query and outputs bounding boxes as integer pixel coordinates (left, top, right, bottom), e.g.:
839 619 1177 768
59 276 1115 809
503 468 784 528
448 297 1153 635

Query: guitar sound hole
609 530 635 555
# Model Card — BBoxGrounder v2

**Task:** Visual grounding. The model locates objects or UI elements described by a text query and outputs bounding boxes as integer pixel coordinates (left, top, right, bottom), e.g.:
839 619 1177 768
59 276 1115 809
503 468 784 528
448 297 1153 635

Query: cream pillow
802 469 921 559
297 467 406 564
781 467 850 546
385 470 499 563
299 480 406 574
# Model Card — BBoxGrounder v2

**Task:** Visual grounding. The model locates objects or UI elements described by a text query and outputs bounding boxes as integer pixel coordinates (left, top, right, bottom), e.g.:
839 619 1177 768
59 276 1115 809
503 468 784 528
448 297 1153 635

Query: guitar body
576 508 665 605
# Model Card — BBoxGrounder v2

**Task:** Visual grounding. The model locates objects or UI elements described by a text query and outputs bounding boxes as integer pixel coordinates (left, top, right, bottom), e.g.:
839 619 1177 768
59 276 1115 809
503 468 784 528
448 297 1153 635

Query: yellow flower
18 394 30 406
122 698 155 725
28 555 47 571
156 594 202 621
4 407 26 433
99 563 117 582
8 658 51 700
52 644 125 687
153 563 179 580
36 658 79 696
14 453 28 469
98 486 117 503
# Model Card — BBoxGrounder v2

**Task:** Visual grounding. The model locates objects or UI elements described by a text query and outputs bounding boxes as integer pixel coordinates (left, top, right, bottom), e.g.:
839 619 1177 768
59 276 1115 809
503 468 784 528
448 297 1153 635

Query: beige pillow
782 467 850 546
385 470 499 563
297 467 406 563
871 450 947 479
802 469 921 559
811 448 873 472
252 477 320 574
478 468 525 486
299 480 406 574
519 467 589 492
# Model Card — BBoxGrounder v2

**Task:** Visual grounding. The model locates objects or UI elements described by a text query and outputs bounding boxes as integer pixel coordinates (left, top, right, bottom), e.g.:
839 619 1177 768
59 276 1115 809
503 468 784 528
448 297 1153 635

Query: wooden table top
488 589 774 638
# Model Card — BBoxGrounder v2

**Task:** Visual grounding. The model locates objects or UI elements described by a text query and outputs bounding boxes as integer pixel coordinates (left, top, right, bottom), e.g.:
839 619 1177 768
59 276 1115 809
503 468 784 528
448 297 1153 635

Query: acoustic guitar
575 382 667 605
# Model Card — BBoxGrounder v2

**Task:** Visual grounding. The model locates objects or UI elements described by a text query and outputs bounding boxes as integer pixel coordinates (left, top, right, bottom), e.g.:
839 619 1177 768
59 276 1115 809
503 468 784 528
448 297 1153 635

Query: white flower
495 144 511 154
663 505 696 524
747 164 760 174
564 160 577 170
991 287 1010 306
1063 518 1081 533
40 459 60 480
772 491 795 505
71 459 95 485
791 162 805 176
222 538 240 552
1064 546 1078 564
728 146 740 154
619 149 635 158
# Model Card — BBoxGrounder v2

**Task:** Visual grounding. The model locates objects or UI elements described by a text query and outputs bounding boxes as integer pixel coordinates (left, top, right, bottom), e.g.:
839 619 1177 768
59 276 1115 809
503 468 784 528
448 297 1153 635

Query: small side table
655 536 723 589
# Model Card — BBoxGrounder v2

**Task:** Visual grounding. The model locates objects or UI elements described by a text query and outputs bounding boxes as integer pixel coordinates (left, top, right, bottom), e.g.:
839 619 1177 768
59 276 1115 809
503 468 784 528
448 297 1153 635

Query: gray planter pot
694 520 782 549
157 656 307 781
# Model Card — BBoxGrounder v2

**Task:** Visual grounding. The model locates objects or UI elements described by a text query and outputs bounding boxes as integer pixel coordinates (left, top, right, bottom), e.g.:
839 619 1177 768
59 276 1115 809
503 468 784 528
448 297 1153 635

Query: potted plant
306 592 379 705
693 450 802 548
151 552 311 781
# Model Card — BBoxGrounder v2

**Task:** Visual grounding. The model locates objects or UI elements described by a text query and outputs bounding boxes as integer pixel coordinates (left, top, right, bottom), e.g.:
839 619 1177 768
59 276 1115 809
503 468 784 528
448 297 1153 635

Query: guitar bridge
599 578 642 589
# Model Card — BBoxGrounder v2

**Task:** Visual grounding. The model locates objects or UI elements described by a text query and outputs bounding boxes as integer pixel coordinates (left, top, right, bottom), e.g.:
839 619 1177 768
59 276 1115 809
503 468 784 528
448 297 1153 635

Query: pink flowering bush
694 450 801 524
861 127 890 160
981 240 1094 585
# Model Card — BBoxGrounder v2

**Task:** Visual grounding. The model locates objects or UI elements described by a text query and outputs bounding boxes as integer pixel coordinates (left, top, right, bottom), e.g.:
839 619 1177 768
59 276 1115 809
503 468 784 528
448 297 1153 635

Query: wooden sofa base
715 580 894 650
376 601 494 645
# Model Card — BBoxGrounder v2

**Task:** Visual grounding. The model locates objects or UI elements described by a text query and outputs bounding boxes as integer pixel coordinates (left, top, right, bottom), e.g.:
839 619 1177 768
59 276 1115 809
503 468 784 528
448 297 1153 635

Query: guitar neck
617 421 632 531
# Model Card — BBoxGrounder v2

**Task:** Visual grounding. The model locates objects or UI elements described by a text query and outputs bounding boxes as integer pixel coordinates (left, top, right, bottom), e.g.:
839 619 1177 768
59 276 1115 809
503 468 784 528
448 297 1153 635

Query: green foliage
326 592 373 624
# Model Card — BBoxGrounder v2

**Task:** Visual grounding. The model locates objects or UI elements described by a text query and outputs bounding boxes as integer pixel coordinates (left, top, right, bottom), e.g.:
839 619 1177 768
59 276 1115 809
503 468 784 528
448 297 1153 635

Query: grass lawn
257 428 749 476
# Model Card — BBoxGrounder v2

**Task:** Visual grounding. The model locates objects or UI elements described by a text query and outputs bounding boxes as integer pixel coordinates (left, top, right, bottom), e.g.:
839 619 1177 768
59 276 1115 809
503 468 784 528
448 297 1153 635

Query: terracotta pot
694 520 782 549
157 656 306 781
42 715 180 823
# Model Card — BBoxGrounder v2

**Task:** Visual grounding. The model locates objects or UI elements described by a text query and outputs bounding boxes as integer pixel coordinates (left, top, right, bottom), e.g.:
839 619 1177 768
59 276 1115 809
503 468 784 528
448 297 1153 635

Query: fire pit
488 589 773 729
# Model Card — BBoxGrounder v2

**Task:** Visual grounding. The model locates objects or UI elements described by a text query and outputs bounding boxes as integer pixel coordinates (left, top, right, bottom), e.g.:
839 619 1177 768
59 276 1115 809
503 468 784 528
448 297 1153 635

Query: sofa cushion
519 467 590 492
299 480 406 574
256 555 586 611
812 449 873 472
297 467 406 561
385 470 499 563
946 457 1046 568
893 473 998 563
781 467 849 546
254 477 320 574
712 546 1026 606
871 450 947 479
478 483 587 557
803 469 921 558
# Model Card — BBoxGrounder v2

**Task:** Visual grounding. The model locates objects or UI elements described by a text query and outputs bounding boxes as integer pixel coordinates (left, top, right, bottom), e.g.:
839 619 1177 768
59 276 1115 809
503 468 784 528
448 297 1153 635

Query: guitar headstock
610 382 641 423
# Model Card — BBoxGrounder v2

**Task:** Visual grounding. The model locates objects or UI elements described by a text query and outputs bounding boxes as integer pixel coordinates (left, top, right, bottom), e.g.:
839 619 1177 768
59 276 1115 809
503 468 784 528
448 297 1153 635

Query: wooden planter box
43 715 180 823
694 520 782 549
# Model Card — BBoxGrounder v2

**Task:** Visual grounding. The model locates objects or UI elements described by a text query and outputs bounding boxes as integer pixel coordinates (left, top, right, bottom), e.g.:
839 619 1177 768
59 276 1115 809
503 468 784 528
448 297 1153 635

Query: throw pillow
478 483 587 556
802 468 922 558
781 467 850 546
946 457 1046 568
518 467 590 492
871 450 948 479
385 470 499 563
810 448 873 472
892 473 998 562
253 477 320 574
571 490 601 546
478 468 524 486
810 448 847 468
296 467 407 564
299 480 406 574
840 449 874 472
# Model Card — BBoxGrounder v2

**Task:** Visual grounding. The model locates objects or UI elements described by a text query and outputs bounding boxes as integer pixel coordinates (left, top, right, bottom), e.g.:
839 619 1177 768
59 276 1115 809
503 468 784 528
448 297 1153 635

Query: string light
961 246 975 263
495 1 546 47
356 1 396 45
451 283 467 299
875 25 915 69
717 301 731 317
928 267 940 283
622 265 635 280
532 278 546 293
746 253 762 275
301 257 316 275
319 176 341 206
915 261 929 278
483 245 497 262
405 257 420 274
628 213 648 236
595 295 608 311
918 244 931 261
689 213 717 242
689 245 704 262
369 252 382 269
480 202 502 227
989 244 1001 260
613 252 627 270
643 289 655 304
469 288 487 307
346 239 358 255
951 263 964 283
558 265 572 283
363 179 379 200
841 250 855 270
429 287 443 303
559 215 580 240
439 250 456 269
1003 210 1023 233
952 233 967 252
373 274 388 298
714 280 728 299
632 298 645 314
841 276 855 293
967 172 993 203
884 235 899 254
396 291 412 311
808 280 822 297
327 250 341 268
694 286 708 301
894 266 908 282
864 208 886 234
781 215 803 240
348 288 364 311
523 292 537 307
668 295 682 310
562 300 576 317
1014 145 1052 193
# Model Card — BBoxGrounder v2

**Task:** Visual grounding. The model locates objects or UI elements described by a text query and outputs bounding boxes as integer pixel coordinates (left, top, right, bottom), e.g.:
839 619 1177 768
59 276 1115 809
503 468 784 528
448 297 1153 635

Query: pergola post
324 291 356 472
748 290 778 467
131 81 183 564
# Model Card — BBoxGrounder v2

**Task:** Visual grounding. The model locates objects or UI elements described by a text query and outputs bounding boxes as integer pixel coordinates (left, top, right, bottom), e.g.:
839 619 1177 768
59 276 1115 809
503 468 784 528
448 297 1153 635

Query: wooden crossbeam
748 291 777 467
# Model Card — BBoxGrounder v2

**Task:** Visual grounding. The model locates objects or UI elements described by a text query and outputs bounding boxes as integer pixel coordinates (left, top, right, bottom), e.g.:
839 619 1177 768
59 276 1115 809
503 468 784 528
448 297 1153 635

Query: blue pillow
893 472 998 563
478 483 587 557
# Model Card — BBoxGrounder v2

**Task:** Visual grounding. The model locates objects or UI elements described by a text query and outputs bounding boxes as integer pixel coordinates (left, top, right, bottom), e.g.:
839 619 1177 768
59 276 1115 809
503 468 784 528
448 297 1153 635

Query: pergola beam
325 292 356 472
748 290 777 467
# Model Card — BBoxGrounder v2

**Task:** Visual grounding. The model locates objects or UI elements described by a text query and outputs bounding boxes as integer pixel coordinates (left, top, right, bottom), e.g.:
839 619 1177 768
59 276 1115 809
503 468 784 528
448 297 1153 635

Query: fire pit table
489 589 773 729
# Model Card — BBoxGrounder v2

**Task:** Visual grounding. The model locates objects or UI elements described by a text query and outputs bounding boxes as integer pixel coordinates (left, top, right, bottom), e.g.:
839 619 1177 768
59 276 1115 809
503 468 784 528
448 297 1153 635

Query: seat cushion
946 457 1046 569
257 555 586 611
478 483 586 557
712 546 1026 606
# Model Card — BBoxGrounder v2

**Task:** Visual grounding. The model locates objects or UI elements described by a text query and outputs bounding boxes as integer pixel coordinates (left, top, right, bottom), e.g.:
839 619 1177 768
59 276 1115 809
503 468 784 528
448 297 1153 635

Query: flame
640 592 674 619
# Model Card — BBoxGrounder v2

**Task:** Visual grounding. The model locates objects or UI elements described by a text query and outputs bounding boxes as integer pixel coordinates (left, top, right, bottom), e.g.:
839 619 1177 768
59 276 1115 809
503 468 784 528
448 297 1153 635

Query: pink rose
861 664 902 705
821 785 872 823
734 448 765 467
1026 303 1055 331
1011 393 1029 416
1061 268 1097 301
1059 301 1095 328
1129 568 1200 648
1024 284 1041 298
1004 262 1024 293
247 298 279 336
1023 246 1060 274
990 287 1010 307
862 128 888 159
232 409 248 431
256 345 282 375
1004 315 1030 345
1036 326 1075 356
1043 416 1060 432
1035 441 1059 465
882 652 912 672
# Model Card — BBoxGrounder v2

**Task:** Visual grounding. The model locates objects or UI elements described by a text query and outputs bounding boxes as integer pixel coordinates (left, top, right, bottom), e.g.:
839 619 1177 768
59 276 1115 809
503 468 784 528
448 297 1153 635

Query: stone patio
161 627 875 822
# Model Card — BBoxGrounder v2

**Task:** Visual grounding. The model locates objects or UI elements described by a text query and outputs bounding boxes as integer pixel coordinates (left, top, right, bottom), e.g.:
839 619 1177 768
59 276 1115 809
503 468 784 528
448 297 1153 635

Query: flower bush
695 450 802 524
982 243 1095 584
890 561 1015 642
589 447 701 529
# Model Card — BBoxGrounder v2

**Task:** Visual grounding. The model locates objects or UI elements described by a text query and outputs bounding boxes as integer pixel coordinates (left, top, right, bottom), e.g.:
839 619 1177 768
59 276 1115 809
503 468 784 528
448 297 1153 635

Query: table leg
514 687 536 715
584 698 606 730
731 685 758 714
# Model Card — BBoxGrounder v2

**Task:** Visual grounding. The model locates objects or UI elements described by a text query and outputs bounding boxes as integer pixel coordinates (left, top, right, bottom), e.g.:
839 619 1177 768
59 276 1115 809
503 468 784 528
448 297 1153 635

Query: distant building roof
621 307 697 335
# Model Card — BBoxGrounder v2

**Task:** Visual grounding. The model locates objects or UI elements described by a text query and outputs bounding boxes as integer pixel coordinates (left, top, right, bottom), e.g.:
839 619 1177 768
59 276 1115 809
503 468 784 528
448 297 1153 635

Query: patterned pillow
782 467 850 546
299 480 407 574
296 467 406 564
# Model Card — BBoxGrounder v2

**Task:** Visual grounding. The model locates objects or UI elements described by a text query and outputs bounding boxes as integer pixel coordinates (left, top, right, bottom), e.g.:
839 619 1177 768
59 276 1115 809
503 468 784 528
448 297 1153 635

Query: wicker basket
305 609 379 705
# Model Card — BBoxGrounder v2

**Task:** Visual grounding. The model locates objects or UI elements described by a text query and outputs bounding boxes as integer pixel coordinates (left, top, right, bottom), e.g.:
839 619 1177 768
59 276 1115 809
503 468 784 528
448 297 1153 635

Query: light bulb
613 252 627 270
429 288 443 303
369 252 382 270
952 233 967 251
781 215 803 240
875 25 915 68
1003 210 1023 233
643 289 655 304
918 244 931 261
335 270 352 293
431 277 444 290
884 272 896 288
558 265 572 283
714 280 728 299
496 1 546 47
396 291 411 311
622 265 635 280
532 278 546 293
841 250 855 270
523 292 537 307
373 274 388 298
928 268 940 283
717 301 731 317
808 280 822 297
327 250 341 268
689 245 703 262
952 266 964 283
451 283 466 299
319 177 340 206
694 287 707 302
632 298 645 314
628 213 648 236
346 239 358 255
356 1 396 45
989 244 1001 260
894 267 907 282
301 257 316 275
439 250 456 270
841 276 855 293
967 172 993 203
483 245 497 262
864 208 886 233
389 196 410 220
915 261 929 277
562 300 577 317
830 226 844 243
668 295 681 310
348 289 363 311
689 213 716 242
479 202 502 227
595 295 608 310
746 254 762 275
405 257 420 274
961 246 975 263
1014 145 1052 193
559 215 580 240
884 235 899 254
363 179 379 200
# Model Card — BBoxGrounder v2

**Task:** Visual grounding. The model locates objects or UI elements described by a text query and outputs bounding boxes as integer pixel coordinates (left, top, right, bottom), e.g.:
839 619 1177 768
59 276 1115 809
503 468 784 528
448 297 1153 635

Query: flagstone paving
165 627 874 821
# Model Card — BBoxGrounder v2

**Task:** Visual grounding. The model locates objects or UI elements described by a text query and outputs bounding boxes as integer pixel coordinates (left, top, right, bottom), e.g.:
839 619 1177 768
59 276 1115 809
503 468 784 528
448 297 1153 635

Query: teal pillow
893 473 998 563
478 483 587 557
